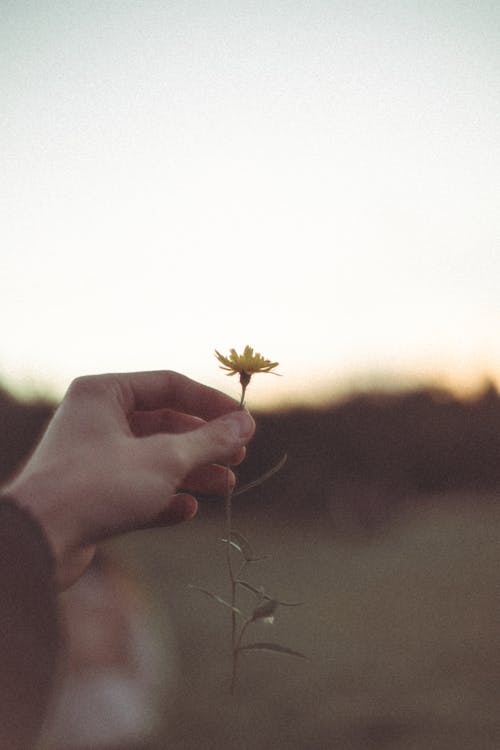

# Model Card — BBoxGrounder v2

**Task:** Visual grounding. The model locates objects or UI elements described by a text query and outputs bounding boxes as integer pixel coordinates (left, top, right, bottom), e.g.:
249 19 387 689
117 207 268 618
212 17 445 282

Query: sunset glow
2 2 499 406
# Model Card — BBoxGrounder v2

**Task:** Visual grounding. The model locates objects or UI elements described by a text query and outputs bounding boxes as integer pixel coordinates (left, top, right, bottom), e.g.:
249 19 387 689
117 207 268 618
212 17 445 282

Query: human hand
5 371 255 589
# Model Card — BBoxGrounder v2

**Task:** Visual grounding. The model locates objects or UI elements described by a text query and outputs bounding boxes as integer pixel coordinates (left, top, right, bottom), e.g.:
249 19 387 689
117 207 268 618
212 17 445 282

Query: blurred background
2 1 500 748
2 0 500 406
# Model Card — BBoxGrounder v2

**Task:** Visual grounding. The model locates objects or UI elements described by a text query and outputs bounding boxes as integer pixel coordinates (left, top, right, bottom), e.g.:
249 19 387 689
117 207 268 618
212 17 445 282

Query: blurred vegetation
3 378 500 749
237 381 500 531
2 379 500 529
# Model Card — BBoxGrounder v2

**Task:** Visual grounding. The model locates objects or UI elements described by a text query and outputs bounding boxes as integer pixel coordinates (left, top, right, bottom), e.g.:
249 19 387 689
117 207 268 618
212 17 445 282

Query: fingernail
165 495 198 525
221 411 255 440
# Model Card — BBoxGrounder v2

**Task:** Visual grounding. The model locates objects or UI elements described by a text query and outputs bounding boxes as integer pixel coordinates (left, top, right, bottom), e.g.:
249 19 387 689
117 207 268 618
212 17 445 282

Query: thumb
177 410 255 470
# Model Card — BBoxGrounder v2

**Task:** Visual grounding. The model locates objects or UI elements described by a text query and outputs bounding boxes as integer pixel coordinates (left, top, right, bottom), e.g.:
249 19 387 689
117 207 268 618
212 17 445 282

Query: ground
110 494 500 750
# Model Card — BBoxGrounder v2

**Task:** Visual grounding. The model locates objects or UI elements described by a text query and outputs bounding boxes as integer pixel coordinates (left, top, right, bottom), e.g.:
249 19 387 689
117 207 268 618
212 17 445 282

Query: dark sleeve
0 496 60 750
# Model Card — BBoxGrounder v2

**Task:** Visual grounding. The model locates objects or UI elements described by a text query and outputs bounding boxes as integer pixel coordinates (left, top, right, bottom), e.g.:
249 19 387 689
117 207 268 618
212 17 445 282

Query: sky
1 0 499 407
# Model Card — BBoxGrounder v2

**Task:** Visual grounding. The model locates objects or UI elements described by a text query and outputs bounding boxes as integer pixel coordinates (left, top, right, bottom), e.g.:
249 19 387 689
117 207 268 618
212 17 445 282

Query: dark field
114 497 500 750
2 382 500 749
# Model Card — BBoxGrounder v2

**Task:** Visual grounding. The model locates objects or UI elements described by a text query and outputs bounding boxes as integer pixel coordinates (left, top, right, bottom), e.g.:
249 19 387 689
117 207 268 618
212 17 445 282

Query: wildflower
215 346 279 388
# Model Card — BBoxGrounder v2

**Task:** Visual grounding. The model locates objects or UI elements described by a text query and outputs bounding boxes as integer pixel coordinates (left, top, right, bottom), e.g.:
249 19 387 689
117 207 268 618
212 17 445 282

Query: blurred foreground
117 501 500 750
2 381 500 749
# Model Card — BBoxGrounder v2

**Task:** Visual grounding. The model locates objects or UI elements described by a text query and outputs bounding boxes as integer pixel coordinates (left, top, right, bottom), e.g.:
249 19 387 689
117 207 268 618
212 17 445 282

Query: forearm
0 494 60 750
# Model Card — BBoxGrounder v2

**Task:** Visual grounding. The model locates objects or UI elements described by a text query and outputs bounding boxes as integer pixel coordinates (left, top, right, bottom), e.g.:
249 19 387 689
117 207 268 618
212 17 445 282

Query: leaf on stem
236 579 303 607
222 531 267 563
272 596 303 607
221 538 244 554
246 554 270 564
230 530 254 561
237 642 308 660
188 585 243 615
251 598 278 623
233 453 288 497
236 580 265 598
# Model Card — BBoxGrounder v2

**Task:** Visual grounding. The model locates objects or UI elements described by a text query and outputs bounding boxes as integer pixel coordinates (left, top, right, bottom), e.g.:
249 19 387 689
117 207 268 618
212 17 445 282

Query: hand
5 371 255 589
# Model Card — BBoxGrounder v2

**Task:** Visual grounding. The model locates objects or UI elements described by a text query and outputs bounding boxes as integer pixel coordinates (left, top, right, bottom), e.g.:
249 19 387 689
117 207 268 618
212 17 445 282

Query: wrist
3 471 79 587
0 490 56 568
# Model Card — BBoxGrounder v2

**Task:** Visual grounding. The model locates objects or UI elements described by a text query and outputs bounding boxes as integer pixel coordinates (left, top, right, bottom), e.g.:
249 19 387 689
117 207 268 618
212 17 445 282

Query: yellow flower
215 346 279 381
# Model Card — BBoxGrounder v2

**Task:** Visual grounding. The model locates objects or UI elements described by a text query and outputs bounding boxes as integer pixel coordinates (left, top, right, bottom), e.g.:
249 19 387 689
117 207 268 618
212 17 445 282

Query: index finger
112 370 240 421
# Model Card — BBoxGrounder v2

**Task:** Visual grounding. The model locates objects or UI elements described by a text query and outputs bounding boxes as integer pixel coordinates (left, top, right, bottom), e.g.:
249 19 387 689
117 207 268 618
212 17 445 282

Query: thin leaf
236 580 265 598
230 530 254 561
188 585 242 615
220 538 244 554
233 453 288 497
237 642 308 659
251 598 278 622
236 579 303 607
222 531 266 563
273 597 304 608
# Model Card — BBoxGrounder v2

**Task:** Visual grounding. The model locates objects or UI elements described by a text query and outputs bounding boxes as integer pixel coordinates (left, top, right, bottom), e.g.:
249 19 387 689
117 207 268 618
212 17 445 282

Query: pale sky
1 1 499 407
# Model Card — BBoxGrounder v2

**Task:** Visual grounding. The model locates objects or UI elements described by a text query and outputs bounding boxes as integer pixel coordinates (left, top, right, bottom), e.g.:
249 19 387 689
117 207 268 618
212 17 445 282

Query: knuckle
205 423 234 460
68 374 103 396
147 437 188 484
67 373 119 402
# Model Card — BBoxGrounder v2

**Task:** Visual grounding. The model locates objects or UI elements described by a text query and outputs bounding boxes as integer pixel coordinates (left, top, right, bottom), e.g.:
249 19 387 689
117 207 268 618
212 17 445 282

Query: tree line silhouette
2 380 500 530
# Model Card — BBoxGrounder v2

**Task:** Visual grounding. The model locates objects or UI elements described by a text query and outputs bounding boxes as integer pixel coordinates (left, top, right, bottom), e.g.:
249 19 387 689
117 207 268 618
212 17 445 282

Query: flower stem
225 480 236 653
225 382 248 690
230 617 251 694
239 383 248 409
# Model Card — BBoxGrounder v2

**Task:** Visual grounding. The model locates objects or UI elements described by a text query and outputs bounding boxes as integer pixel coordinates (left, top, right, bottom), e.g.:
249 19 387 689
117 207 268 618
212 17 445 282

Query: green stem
225 483 236 652
240 382 248 409
225 384 247 687
230 617 251 694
